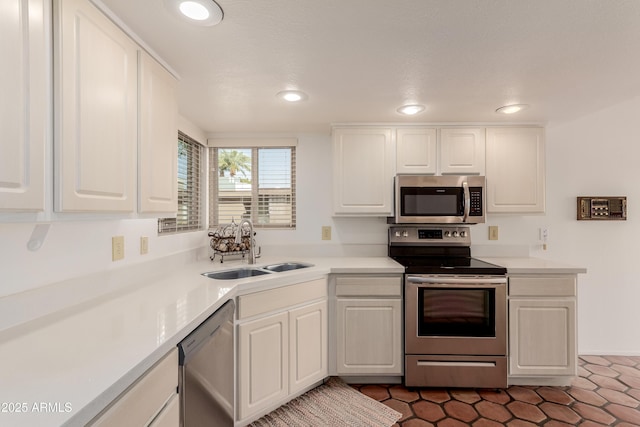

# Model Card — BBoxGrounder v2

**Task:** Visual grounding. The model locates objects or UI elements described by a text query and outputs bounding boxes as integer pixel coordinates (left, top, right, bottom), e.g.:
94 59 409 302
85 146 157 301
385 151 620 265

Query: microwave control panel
577 196 626 220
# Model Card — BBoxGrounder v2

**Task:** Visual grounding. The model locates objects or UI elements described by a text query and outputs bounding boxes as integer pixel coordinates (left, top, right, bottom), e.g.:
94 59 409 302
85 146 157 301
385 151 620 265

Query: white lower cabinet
332 275 403 376
237 279 327 424
90 348 178 427
508 275 577 384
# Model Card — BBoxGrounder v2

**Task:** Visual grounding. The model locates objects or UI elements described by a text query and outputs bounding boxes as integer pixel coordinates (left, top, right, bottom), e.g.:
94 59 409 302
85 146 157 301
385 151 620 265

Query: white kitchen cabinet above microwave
395 127 485 175
0 0 48 213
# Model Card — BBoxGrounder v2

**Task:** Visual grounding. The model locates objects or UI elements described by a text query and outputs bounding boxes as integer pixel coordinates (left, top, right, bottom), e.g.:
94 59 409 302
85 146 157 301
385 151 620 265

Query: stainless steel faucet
235 219 257 264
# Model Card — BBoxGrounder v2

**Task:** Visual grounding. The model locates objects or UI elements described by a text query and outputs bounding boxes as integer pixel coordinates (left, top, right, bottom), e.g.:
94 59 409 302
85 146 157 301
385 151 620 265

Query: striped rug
250 377 401 427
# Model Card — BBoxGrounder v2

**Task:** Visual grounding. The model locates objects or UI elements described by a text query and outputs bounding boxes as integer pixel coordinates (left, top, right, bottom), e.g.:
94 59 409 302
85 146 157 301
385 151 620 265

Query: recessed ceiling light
277 90 308 102
397 104 425 116
164 0 223 26
496 104 529 114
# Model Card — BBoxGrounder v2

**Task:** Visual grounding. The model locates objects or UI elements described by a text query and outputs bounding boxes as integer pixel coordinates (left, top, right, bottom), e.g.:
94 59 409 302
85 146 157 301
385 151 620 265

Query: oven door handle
407 276 507 285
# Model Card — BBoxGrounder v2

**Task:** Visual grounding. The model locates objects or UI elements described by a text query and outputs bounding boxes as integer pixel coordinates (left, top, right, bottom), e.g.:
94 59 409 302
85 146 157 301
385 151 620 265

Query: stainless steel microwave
391 175 486 224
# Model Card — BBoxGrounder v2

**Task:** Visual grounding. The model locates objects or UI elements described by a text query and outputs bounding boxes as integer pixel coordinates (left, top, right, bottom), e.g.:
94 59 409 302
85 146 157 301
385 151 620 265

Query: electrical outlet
321 226 332 241
488 226 499 241
140 236 149 255
112 236 125 261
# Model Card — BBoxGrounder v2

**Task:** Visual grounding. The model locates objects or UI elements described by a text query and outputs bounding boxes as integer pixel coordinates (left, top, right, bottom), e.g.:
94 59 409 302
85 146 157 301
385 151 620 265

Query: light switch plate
488 226 499 241
140 236 149 255
112 236 125 261
321 226 332 241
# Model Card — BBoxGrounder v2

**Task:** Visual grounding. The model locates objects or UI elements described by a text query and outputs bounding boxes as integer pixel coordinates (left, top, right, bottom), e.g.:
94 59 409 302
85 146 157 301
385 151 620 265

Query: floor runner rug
249 377 402 427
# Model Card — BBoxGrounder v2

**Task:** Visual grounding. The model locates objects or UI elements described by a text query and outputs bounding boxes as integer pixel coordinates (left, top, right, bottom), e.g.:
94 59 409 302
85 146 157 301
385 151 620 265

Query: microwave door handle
462 181 470 222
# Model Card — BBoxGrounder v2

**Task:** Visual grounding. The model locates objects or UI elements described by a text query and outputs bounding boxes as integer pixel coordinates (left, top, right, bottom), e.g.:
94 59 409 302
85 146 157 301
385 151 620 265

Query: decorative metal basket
208 220 254 263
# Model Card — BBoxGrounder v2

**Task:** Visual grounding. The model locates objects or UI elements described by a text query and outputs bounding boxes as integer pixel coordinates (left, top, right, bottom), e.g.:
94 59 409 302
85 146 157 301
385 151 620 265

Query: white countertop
0 255 403 427
477 256 587 275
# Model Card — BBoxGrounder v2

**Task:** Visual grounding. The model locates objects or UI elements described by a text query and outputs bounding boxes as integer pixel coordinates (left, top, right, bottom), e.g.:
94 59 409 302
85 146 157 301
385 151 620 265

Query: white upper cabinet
439 128 485 175
138 51 178 214
0 0 48 212
486 127 545 213
332 127 395 215
396 127 437 174
54 0 137 212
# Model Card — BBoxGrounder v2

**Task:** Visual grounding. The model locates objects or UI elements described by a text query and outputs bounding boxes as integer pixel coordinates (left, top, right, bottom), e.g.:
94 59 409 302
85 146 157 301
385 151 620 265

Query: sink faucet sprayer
235 219 260 264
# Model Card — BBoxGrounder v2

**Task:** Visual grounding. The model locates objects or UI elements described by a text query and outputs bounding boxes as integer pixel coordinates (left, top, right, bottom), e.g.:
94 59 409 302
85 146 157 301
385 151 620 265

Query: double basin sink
202 262 314 280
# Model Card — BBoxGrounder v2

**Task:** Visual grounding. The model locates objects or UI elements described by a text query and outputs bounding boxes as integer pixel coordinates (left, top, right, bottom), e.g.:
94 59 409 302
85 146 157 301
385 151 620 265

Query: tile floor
352 356 640 426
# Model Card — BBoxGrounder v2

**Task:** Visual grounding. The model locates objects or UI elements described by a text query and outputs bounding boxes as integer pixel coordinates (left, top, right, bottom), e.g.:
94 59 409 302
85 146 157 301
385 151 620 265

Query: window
158 132 203 233
209 147 296 229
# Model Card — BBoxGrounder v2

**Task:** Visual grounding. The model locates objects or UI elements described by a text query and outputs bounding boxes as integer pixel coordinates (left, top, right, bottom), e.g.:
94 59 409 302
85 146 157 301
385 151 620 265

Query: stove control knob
402 231 409 237
444 231 451 237
395 231 401 237
452 231 459 237
460 231 467 237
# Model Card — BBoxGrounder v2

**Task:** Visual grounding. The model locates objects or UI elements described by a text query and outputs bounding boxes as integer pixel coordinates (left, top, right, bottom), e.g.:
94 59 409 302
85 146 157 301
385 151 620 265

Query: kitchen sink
262 262 314 272
202 267 273 280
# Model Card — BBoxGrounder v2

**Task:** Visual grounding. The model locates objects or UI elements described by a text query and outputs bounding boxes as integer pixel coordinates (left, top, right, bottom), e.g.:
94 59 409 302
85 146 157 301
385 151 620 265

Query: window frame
209 146 296 230
158 131 204 234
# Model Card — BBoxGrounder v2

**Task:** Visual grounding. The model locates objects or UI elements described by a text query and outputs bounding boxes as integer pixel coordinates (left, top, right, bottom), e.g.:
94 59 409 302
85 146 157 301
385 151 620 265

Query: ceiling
99 0 640 135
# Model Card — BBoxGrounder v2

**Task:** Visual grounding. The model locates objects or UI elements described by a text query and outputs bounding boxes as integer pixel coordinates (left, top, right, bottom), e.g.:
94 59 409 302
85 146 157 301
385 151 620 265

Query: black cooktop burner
392 255 507 275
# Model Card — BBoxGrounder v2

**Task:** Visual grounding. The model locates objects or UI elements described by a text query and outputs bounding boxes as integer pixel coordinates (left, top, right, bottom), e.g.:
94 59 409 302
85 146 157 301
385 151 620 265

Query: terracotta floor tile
619 374 640 389
538 402 581 424
541 420 576 427
478 389 511 404
436 418 471 427
567 387 607 407
506 419 538 427
605 355 638 367
576 421 610 427
570 376 598 390
472 418 506 427
507 387 543 404
580 355 611 366
583 363 620 377
358 384 391 401
571 402 616 425
443 400 478 423
449 389 481 404
611 363 640 378
506 401 547 423
419 389 451 403
536 387 574 405
474 400 512 423
605 403 640 424
588 374 629 392
390 385 420 403
596 387 640 407
411 400 445 422
627 388 640 401
401 418 435 427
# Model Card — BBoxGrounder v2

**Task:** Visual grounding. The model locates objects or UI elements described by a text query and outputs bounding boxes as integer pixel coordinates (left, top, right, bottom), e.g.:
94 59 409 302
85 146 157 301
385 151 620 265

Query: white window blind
209 147 296 229
158 132 203 233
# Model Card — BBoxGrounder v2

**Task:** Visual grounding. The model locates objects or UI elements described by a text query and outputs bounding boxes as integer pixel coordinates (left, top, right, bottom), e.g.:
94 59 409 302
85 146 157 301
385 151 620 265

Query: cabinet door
396 127 437 174
54 0 137 212
509 298 576 376
138 51 178 214
332 127 395 215
486 127 545 213
440 128 485 175
238 312 289 422
0 0 47 212
336 298 402 375
289 300 328 395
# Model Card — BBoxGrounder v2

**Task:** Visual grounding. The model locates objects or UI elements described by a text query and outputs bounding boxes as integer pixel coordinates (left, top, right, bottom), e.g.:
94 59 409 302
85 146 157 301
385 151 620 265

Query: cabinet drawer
509 276 576 297
238 278 327 319
335 276 402 297
91 348 178 426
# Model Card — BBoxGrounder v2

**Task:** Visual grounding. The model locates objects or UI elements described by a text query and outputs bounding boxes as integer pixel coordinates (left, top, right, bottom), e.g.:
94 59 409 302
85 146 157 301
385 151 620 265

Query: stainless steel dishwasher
178 299 235 426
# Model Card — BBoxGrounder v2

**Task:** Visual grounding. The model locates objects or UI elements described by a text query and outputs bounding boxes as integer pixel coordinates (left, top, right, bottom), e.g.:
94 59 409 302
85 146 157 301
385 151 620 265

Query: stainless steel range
389 225 508 388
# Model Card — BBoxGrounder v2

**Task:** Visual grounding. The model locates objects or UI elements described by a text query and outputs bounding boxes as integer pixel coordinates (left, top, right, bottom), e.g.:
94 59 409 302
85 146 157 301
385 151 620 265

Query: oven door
405 275 507 356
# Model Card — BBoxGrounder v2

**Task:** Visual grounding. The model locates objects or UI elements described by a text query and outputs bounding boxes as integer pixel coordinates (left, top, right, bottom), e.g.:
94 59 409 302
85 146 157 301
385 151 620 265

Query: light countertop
0 255 403 427
477 256 587 275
